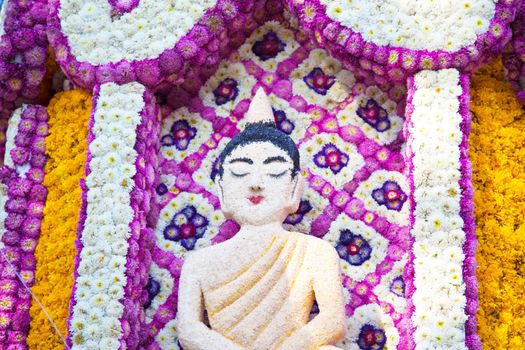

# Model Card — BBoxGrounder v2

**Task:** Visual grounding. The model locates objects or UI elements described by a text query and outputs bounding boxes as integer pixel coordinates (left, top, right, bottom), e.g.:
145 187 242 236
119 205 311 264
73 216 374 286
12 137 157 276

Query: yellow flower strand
470 59 525 349
27 90 91 349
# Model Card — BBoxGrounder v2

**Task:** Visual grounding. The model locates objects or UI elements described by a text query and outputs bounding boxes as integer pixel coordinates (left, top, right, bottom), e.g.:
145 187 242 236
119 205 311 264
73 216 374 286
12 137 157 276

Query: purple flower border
502 0 525 104
402 74 480 349
47 0 273 93
0 105 49 349
0 0 49 164
285 0 518 85
66 84 160 349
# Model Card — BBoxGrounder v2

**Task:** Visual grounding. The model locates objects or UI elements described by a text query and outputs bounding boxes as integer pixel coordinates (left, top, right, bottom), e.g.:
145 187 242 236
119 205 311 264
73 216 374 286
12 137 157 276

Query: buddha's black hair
213 122 300 181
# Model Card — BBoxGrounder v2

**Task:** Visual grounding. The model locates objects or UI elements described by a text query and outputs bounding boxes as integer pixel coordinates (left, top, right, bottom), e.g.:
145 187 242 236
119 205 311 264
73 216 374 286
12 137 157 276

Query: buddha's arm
278 244 346 350
177 255 247 350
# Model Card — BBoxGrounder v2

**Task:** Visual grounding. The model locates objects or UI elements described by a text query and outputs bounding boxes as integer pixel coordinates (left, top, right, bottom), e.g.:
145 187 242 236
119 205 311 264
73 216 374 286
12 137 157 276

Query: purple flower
273 109 295 135
21 217 41 237
390 276 405 297
155 183 168 196
159 50 182 75
335 230 372 266
163 205 208 250
22 46 47 67
18 119 36 133
14 132 32 147
27 201 44 218
356 99 391 132
213 78 239 105
252 31 285 61
313 143 349 174
8 179 32 197
357 324 386 350
303 67 335 95
285 200 312 225
145 276 161 309
5 197 27 213
161 120 197 150
5 213 24 231
0 295 14 311
10 146 29 165
371 181 407 211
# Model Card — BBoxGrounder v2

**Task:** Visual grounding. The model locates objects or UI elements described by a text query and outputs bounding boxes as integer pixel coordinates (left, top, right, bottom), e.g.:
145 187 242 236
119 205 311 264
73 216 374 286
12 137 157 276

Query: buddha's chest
197 235 317 349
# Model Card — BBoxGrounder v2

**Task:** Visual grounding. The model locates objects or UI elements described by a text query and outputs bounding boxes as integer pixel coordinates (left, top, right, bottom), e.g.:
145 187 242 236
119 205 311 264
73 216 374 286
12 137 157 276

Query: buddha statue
177 88 346 350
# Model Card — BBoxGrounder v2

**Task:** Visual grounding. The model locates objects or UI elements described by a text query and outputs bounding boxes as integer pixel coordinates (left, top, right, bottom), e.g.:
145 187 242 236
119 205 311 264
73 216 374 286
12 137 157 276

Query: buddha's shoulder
182 239 241 266
291 231 337 253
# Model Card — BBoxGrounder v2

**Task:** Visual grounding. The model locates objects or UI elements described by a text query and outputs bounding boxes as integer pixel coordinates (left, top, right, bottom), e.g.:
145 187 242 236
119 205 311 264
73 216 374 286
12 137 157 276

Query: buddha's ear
215 176 233 219
286 171 305 215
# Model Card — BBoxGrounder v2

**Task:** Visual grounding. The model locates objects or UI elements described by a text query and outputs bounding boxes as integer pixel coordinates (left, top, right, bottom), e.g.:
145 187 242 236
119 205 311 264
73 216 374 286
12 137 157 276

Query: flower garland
469 59 525 349
287 0 518 83
0 0 49 118
67 82 159 349
47 0 270 92
404 69 479 349
27 90 91 350
0 105 49 349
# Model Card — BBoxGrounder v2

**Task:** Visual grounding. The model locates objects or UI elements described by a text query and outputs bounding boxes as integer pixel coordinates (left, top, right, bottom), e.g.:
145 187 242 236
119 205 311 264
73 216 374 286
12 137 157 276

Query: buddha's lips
248 195 265 204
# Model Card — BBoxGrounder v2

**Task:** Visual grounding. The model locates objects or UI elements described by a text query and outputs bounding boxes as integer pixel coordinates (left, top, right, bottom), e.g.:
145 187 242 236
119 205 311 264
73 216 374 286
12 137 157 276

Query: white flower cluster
70 82 145 349
337 86 403 145
199 61 257 117
324 213 388 282
155 192 224 259
354 170 409 226
323 0 497 51
373 255 408 313
156 319 181 350
336 304 400 350
291 49 355 109
299 132 365 189
160 107 213 162
237 94 310 143
409 69 467 349
59 0 216 64
192 137 230 193
238 20 300 72
145 263 175 321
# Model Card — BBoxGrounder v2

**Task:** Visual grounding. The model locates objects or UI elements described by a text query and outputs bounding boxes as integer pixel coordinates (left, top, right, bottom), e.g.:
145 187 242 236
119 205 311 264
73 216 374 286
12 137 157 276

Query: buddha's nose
249 184 263 192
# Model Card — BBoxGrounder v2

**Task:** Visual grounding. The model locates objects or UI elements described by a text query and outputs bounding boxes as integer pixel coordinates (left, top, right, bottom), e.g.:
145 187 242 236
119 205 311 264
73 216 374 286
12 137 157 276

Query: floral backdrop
146 19 410 349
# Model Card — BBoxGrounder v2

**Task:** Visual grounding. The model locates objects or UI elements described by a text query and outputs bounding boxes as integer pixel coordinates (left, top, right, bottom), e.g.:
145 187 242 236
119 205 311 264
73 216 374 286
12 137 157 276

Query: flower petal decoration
0 105 49 349
0 0 49 119
404 69 479 349
48 0 271 94
286 0 519 83
67 82 160 349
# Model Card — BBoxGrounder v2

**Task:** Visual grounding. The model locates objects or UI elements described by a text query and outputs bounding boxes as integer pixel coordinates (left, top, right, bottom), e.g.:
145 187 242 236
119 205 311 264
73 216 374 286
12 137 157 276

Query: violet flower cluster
502 0 525 104
0 105 48 349
0 0 48 118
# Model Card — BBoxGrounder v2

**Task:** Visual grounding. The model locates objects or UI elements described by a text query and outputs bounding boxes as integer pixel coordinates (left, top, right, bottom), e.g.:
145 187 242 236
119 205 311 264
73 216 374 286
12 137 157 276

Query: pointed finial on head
245 87 275 126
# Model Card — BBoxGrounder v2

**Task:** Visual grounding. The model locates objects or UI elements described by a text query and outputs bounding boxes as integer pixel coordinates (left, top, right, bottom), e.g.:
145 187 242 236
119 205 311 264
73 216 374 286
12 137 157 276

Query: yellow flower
470 58 525 349
27 90 91 349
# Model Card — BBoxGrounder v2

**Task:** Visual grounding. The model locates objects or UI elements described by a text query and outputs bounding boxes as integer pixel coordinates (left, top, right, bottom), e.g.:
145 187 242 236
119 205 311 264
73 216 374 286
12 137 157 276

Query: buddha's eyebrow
228 157 253 165
263 156 287 164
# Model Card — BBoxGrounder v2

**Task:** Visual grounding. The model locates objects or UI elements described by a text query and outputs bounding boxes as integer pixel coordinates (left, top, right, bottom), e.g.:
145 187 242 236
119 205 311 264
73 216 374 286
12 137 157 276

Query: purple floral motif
285 200 312 225
303 67 335 95
213 78 239 105
163 206 209 250
357 99 391 132
371 181 407 211
335 230 372 266
252 31 286 61
357 324 387 350
273 109 295 135
156 183 168 196
390 276 405 297
162 120 197 150
313 143 349 174
145 277 161 309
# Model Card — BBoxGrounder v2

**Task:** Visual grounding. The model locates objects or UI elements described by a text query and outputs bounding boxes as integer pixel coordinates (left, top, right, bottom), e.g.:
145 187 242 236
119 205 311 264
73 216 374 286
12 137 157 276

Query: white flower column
68 82 160 349
404 69 480 349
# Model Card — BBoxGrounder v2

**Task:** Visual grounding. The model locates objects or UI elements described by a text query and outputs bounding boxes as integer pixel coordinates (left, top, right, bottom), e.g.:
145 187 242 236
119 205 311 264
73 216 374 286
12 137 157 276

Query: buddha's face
217 141 303 226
